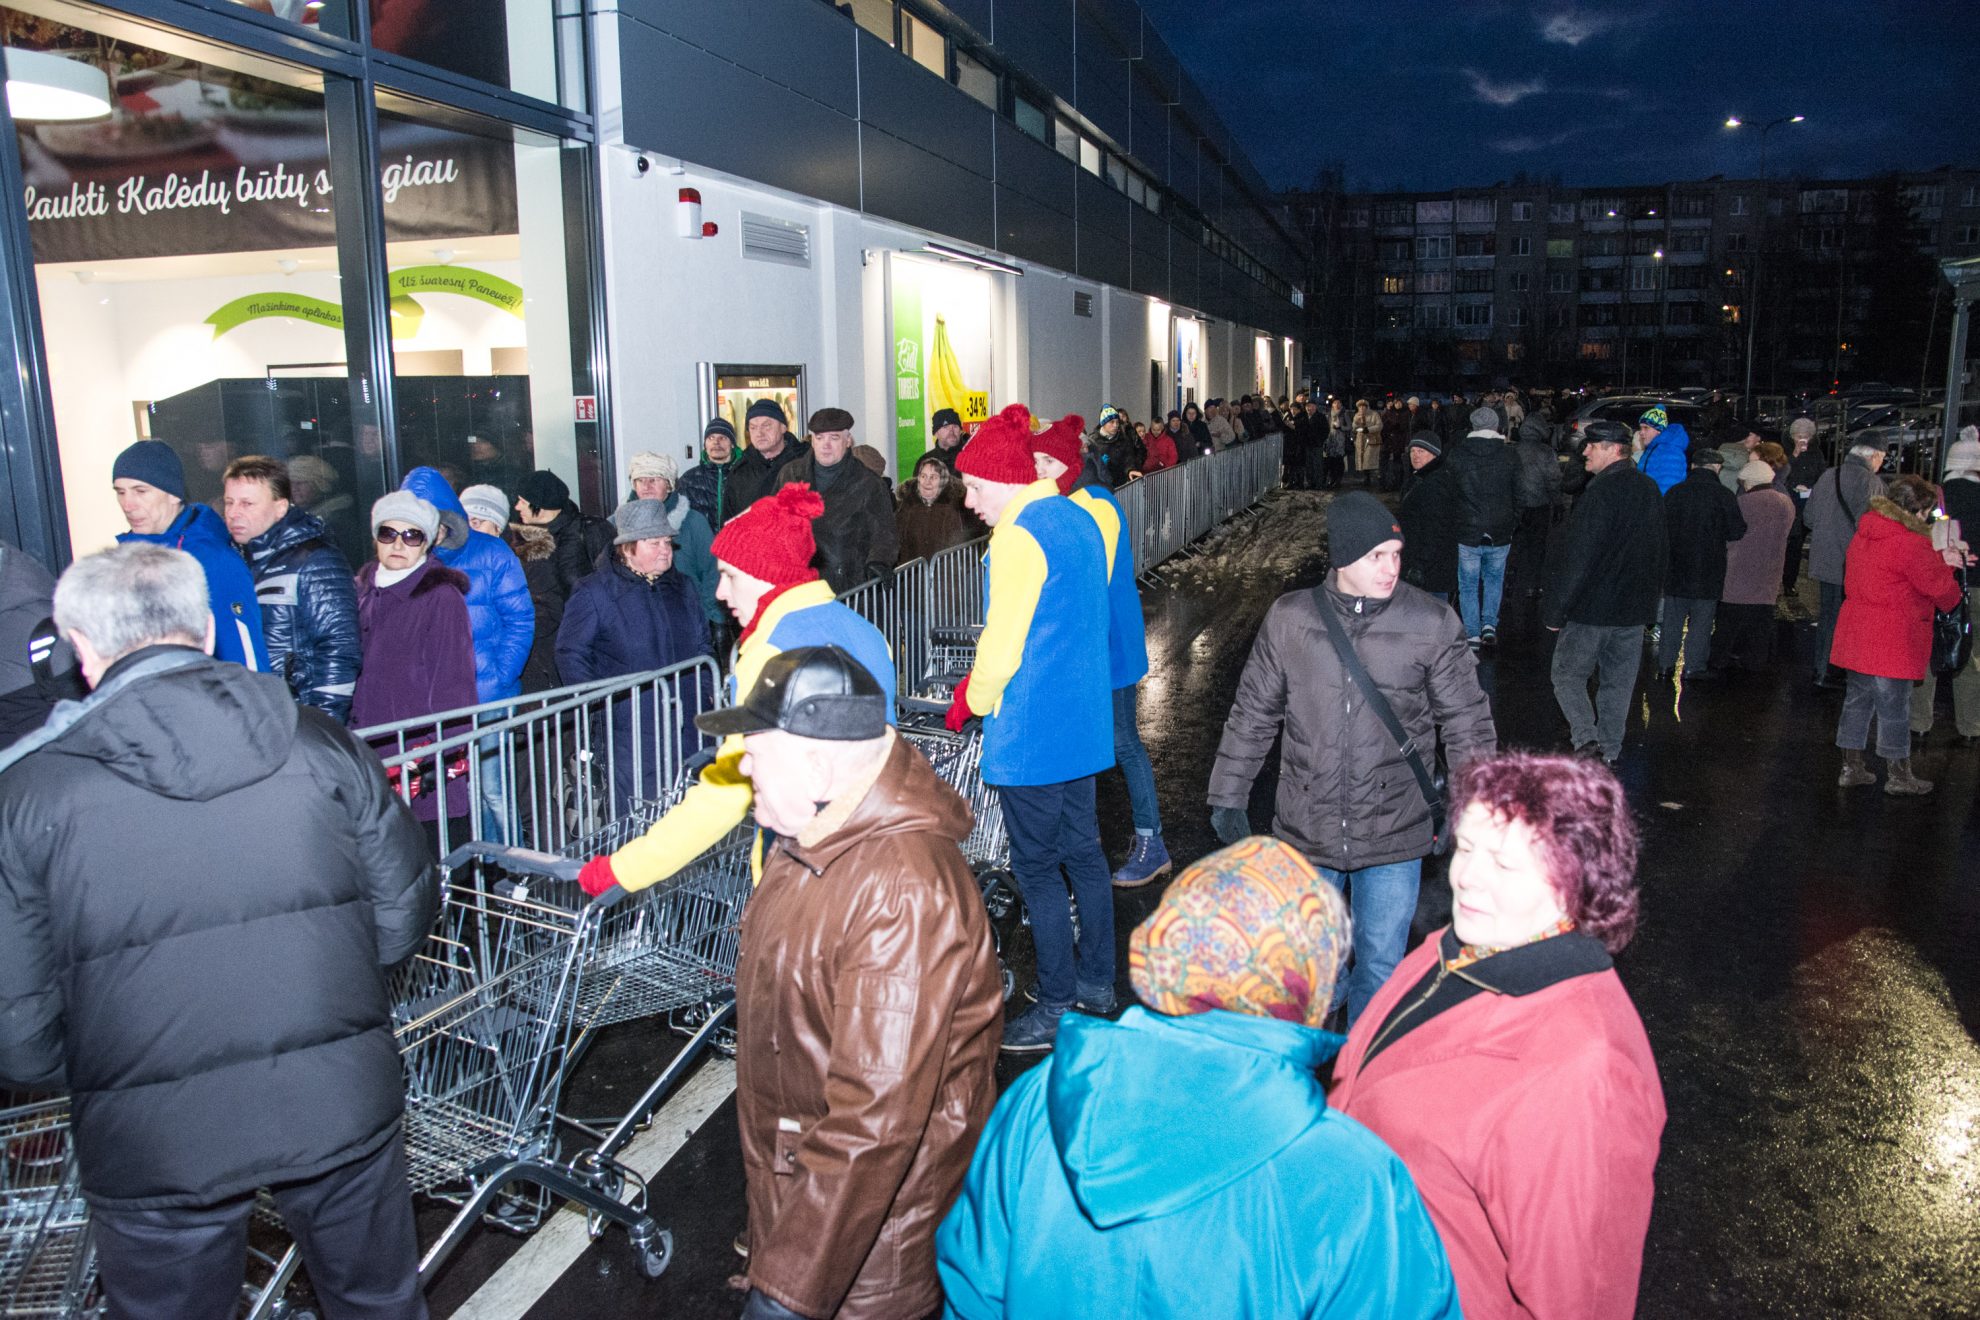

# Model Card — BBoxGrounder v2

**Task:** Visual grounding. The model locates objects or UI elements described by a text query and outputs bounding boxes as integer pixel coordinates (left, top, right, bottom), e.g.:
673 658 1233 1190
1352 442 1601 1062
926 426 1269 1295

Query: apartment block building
1286 167 1980 394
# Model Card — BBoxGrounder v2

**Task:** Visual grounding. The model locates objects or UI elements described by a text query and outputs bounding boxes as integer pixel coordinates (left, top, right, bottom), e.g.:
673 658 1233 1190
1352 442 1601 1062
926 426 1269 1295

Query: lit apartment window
1547 238 1574 258
1079 137 1102 176
954 49 997 108
902 10 945 78
848 0 895 43
1381 275 1410 294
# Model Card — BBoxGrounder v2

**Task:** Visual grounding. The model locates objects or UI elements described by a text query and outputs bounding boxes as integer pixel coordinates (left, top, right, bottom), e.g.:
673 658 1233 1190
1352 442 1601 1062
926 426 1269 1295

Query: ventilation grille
1073 291 1094 317
741 212 810 267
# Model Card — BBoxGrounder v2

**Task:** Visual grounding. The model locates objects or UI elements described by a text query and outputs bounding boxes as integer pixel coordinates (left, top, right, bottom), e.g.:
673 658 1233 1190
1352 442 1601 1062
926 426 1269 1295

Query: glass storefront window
370 0 587 111
5 12 380 559
219 0 354 40
376 97 602 512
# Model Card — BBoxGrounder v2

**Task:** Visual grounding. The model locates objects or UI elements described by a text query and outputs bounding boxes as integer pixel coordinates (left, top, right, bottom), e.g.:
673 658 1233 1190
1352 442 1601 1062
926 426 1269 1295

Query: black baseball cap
696 645 888 741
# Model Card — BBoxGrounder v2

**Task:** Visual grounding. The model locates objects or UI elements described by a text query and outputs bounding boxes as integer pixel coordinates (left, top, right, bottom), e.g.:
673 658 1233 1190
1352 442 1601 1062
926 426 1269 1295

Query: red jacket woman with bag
1829 476 1966 793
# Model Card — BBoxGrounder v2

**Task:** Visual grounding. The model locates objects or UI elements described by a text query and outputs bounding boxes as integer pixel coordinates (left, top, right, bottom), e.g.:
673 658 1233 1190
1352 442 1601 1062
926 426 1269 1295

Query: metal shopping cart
917 625 982 698
0 1096 96 1318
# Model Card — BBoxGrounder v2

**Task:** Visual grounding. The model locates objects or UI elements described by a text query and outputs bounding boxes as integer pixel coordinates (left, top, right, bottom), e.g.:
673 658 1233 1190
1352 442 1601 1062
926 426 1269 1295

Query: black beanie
518 469 572 512
746 397 788 427
112 440 186 500
1328 490 1403 567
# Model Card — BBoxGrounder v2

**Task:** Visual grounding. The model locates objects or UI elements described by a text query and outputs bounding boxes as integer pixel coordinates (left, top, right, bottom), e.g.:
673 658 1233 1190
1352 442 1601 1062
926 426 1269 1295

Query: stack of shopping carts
0 1095 96 1318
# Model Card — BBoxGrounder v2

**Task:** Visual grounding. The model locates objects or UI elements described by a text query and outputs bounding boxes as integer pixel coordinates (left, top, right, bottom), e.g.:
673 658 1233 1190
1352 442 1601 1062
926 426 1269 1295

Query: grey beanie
612 498 675 545
1470 406 1501 432
371 490 440 542
460 483 509 527
1408 431 1442 457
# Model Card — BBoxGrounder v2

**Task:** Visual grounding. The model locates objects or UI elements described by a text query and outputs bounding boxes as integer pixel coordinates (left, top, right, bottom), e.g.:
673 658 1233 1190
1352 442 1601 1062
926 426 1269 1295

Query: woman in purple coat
352 490 479 854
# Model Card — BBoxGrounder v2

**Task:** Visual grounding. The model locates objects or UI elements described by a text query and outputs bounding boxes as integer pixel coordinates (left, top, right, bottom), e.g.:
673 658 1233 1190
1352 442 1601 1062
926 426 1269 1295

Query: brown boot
1837 749 1876 788
1884 757 1934 796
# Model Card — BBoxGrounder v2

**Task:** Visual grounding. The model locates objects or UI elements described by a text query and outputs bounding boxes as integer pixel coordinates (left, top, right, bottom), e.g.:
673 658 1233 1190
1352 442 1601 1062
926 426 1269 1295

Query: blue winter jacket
242 507 360 723
399 467 533 703
118 503 268 671
1636 421 1691 496
662 492 722 624
937 1007 1463 1320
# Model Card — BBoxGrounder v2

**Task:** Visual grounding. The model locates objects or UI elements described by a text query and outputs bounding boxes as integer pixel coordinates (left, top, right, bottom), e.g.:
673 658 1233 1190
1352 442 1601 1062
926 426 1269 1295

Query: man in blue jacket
112 440 268 671
1633 404 1690 496
399 467 533 703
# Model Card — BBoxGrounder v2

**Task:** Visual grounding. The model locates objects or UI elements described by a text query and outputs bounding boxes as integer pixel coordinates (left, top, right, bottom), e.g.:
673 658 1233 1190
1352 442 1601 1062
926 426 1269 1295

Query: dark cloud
1135 0 1980 192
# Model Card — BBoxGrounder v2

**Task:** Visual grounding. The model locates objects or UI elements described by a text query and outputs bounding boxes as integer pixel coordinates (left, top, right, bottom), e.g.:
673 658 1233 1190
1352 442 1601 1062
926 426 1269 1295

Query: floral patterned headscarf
1128 837 1349 1029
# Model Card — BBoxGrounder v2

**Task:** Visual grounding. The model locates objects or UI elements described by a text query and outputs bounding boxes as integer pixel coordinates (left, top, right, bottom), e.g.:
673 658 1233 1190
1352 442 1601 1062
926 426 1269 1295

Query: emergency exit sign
574 395 598 422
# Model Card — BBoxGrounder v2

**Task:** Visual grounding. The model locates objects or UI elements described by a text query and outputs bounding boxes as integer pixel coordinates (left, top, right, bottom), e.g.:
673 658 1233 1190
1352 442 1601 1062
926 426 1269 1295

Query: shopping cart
0 1096 96 1318
917 625 981 698
244 844 722 1317
554 765 754 1035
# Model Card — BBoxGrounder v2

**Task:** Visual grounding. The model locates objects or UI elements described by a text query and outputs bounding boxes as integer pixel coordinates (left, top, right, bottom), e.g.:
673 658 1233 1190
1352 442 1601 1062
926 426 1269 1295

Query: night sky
1135 0 1980 193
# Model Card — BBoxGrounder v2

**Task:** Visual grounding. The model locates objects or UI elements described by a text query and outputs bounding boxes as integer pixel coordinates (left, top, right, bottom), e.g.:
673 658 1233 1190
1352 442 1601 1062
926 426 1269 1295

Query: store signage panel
20 117 518 264
889 256 995 478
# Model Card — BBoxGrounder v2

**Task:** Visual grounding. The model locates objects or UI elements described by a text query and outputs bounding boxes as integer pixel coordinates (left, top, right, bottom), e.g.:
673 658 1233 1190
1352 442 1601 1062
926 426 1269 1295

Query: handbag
1312 588 1452 855
1932 564 1971 676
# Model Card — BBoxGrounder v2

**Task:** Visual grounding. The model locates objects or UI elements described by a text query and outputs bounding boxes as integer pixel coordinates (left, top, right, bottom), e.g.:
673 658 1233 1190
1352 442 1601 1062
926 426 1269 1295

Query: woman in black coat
556 499 713 809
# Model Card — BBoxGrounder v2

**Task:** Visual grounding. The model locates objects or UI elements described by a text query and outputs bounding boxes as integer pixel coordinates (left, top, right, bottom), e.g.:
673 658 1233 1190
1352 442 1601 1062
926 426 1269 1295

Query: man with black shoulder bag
1208 491 1498 1026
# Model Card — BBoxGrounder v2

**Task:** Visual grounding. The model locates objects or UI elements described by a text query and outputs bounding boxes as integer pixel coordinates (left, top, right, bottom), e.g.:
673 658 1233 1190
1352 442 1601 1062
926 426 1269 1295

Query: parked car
1566 395 1705 452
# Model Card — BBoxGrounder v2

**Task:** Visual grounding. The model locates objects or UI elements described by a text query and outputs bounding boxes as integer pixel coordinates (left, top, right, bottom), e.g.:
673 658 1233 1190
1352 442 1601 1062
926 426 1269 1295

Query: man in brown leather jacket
701 645 1003 1320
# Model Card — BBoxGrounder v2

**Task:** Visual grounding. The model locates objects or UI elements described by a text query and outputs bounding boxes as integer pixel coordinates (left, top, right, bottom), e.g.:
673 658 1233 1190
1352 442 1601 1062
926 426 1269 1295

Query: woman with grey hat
557 498 714 809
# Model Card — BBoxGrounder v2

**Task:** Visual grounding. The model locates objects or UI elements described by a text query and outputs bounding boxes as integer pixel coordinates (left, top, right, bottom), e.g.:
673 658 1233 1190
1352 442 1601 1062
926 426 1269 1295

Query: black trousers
1511 505 1553 590
92 1133 425 1320
1711 602 1776 671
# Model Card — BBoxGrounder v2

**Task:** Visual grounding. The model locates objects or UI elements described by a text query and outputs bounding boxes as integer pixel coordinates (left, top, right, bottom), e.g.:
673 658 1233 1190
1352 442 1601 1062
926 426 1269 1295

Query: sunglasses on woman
374 526 428 547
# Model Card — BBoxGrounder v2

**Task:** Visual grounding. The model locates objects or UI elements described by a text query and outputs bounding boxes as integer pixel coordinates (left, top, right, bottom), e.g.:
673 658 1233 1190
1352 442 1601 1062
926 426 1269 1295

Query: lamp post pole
1729 114 1805 419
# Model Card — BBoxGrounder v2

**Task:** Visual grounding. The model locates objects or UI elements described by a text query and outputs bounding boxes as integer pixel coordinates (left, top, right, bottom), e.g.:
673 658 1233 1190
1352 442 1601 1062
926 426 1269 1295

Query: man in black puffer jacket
516 469 615 602
1444 406 1520 648
0 544 434 1315
224 456 362 723
1510 413 1565 598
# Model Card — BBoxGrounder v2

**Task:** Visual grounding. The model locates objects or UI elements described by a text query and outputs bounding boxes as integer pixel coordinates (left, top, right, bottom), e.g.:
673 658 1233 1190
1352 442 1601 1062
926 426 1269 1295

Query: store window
5 16 378 559
1078 137 1100 177
369 0 587 110
1012 93 1048 144
848 0 896 42
219 0 353 38
954 49 997 109
376 98 603 512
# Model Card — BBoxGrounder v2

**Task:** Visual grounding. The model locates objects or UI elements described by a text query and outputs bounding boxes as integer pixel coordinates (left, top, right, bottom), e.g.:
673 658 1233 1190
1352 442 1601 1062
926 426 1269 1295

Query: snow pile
1155 489 1340 587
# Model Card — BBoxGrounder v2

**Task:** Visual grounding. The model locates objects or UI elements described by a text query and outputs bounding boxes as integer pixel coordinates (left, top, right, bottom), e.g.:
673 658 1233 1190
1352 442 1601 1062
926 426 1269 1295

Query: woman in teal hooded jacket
936 837 1461 1320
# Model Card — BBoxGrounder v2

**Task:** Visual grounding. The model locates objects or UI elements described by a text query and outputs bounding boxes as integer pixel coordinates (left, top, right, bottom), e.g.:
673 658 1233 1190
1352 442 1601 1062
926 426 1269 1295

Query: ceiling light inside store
4 48 112 122
277 258 300 275
432 248 456 264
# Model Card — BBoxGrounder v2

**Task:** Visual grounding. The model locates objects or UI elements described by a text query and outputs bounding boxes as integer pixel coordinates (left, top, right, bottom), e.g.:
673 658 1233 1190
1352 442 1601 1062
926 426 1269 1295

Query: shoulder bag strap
1312 587 1446 841
1834 464 1857 527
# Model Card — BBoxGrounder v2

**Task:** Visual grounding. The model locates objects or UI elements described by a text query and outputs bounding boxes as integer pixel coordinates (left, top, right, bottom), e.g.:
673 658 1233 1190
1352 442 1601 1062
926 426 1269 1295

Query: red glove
944 676 974 732
577 854 620 898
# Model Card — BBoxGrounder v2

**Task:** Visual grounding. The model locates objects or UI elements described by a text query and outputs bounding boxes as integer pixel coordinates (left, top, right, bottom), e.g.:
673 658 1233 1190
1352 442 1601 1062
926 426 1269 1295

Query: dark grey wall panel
856 31 994 179
1128 206 1168 301
1138 22 1179 102
1073 12 1130 144
997 186 1077 272
1082 0 1142 49
996 118 1076 214
617 17 860 211
1168 132 1198 207
1128 93 1166 181
861 125 997 248
1171 235 1199 310
623 0 857 118
993 0 1076 104
1076 170 1130 246
938 0 994 41
1078 219 1130 290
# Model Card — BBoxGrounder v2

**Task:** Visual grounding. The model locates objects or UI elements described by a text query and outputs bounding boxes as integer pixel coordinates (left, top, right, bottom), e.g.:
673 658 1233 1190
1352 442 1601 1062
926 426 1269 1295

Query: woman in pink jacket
1329 751 1665 1320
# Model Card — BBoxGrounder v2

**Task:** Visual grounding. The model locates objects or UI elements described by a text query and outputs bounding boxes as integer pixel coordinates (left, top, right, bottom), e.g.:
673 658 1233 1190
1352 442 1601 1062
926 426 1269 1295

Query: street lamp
1727 113 1807 416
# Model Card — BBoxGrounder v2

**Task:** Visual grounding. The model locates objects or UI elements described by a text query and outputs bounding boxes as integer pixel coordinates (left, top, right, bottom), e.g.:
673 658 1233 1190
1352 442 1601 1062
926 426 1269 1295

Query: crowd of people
1 373 1969 1317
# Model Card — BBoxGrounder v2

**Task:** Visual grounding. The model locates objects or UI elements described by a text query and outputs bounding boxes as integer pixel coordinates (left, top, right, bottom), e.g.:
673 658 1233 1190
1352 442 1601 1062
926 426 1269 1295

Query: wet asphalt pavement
413 487 1979 1318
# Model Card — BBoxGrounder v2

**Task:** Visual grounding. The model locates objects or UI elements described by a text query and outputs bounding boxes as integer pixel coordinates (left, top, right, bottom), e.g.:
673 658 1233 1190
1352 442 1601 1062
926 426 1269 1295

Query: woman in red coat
1830 475 1967 795
1139 422 1178 476
1329 751 1665 1320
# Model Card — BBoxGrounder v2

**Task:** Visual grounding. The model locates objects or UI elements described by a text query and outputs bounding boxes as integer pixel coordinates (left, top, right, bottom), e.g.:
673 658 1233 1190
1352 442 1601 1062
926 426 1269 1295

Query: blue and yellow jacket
608 578 894 889
966 480 1112 786
1067 483 1150 690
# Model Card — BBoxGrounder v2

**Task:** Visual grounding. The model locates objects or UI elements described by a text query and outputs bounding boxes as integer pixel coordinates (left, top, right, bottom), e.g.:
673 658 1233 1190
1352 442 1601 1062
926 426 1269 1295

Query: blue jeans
1112 684 1161 835
1456 543 1510 638
1315 859 1423 1026
998 777 1115 1008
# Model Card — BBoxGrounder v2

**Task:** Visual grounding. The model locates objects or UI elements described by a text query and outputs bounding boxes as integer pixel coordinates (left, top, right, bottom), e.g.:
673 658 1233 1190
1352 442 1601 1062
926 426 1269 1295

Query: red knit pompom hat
1032 413 1086 494
956 403 1039 486
711 484 824 587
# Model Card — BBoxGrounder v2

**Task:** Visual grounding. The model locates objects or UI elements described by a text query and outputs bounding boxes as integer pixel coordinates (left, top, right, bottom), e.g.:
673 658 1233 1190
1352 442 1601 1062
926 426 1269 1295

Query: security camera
631 153 651 178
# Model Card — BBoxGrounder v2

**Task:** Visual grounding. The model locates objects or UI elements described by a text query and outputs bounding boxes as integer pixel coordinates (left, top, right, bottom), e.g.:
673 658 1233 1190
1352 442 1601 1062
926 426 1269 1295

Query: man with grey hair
0 543 434 1316
1782 417 1825 595
1803 439 1888 688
